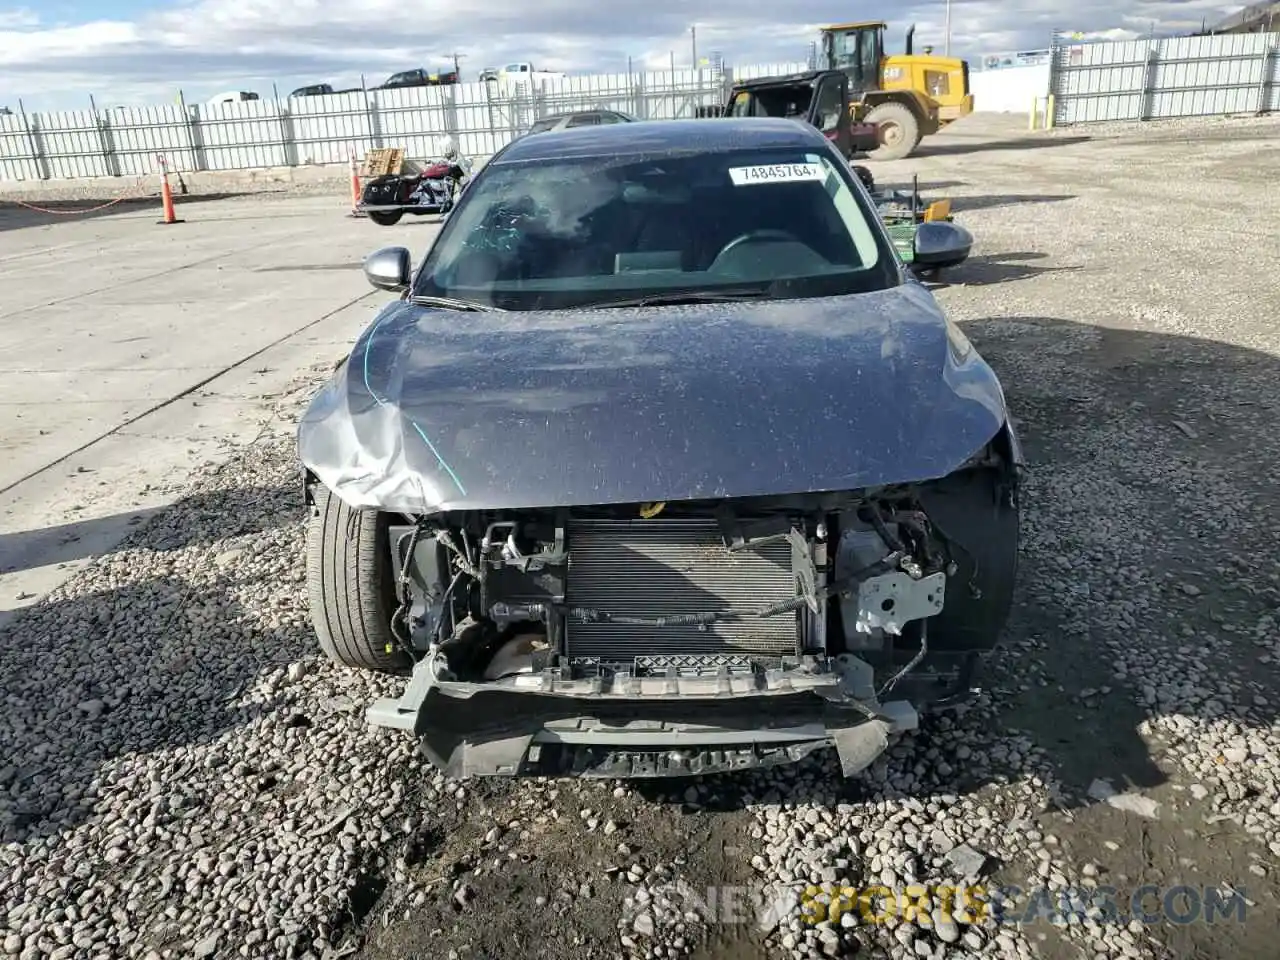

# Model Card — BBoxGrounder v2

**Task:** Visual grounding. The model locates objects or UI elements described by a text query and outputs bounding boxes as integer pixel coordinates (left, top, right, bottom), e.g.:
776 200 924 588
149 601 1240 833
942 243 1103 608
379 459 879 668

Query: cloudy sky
0 0 1246 110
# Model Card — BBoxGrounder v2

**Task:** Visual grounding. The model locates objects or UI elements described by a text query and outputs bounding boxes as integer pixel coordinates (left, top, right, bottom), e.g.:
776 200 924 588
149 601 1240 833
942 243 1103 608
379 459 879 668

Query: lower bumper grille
564 518 799 661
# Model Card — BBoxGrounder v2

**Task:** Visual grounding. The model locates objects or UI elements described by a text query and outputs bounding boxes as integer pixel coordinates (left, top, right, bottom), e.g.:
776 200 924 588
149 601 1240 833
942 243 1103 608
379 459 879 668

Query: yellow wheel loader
818 20 974 161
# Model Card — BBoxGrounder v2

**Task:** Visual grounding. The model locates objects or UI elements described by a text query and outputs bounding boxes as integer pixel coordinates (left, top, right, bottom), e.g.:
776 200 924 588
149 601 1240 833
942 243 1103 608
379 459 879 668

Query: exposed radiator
564 518 800 661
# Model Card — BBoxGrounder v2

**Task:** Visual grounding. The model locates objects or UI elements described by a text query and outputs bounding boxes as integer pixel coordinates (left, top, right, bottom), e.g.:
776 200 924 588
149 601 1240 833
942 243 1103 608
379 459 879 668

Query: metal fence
0 62 809 182
12 30 1270 181
1049 30 1280 123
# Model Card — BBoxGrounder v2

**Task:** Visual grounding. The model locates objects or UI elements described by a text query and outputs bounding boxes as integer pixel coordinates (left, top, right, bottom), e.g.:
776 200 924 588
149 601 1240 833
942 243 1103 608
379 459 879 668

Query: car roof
536 109 625 122
497 117 827 164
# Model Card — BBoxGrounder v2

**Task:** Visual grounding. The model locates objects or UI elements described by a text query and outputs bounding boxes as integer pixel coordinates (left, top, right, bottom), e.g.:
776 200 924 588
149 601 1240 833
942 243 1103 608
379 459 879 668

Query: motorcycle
357 158 471 226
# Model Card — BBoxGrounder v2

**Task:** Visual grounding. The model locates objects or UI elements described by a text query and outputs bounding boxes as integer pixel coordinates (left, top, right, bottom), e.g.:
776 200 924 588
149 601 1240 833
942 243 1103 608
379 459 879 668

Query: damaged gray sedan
297 117 1022 780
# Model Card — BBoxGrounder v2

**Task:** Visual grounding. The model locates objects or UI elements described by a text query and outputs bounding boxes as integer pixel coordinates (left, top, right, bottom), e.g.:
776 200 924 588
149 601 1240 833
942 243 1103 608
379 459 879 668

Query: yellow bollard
1045 94 1056 129
1029 96 1040 131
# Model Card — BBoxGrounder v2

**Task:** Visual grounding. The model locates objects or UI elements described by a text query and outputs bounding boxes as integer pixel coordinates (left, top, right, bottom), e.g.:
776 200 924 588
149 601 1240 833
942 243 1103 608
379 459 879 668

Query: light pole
945 0 952 56
691 25 698 67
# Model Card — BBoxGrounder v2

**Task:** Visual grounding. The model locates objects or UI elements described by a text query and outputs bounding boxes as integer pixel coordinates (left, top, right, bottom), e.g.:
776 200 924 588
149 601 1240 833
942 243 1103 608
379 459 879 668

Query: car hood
297 283 1010 513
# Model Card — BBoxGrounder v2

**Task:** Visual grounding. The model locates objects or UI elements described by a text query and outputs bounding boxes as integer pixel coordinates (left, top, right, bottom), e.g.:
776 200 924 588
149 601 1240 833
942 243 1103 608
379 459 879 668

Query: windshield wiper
589 287 774 309
408 294 503 312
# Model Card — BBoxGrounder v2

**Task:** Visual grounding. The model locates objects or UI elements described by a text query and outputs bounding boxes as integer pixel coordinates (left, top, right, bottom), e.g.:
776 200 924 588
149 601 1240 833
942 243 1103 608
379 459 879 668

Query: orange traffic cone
156 154 184 225
348 153 362 218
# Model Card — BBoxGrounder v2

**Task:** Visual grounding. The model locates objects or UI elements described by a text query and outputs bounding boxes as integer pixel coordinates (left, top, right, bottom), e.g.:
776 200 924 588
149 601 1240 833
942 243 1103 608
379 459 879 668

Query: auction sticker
728 163 825 186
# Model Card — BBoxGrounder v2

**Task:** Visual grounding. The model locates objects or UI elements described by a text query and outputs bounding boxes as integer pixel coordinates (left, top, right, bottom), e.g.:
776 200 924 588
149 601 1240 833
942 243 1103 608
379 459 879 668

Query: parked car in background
502 62 567 81
205 91 260 106
289 83 361 98
379 69 459 89
524 110 637 135
487 62 569 88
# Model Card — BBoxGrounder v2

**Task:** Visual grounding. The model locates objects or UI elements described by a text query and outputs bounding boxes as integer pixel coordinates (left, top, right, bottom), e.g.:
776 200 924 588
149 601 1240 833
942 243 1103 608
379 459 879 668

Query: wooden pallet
361 147 404 177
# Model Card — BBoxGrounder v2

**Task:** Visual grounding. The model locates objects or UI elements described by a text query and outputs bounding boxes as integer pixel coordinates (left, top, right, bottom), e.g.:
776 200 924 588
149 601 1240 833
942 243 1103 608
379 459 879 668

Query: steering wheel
713 229 802 263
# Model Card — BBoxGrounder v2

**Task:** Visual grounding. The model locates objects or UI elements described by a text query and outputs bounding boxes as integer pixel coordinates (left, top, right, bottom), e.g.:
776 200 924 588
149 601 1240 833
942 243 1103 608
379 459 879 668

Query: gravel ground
2 113 1279 960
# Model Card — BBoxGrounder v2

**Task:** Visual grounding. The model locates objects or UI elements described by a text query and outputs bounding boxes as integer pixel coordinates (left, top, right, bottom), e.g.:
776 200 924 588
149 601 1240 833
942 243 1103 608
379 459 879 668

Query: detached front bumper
367 655 920 779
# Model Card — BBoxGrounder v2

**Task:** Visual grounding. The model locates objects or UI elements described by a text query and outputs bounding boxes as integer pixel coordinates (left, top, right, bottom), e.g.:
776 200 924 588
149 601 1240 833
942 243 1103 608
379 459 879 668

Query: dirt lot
2 112 1279 960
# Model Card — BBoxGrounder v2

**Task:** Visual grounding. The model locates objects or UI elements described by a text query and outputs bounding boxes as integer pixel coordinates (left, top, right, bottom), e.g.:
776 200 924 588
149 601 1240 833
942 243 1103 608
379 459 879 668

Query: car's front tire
305 485 412 674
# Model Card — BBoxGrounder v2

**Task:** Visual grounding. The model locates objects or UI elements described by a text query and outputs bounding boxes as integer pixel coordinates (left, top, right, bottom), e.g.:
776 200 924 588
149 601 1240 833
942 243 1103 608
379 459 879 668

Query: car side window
596 112 626 125
566 114 601 127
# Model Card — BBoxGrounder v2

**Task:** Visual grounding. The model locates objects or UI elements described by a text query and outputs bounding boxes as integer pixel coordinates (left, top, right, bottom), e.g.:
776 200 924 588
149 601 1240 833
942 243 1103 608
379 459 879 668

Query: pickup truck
206 90 260 106
378 69 460 89
486 62 568 86
289 83 361 98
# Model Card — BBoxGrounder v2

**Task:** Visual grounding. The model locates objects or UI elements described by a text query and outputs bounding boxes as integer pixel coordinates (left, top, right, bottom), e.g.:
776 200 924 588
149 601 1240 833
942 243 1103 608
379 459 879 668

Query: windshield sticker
728 163 825 186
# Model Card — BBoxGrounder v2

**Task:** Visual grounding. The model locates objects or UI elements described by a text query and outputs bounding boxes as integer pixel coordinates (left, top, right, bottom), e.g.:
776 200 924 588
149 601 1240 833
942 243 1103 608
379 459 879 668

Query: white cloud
1081 27 1146 41
0 7 37 28
0 0 1249 109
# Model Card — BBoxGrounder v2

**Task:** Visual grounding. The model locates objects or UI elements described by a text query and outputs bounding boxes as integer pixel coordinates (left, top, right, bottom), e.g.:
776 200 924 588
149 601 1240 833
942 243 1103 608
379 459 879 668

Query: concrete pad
0 193 441 625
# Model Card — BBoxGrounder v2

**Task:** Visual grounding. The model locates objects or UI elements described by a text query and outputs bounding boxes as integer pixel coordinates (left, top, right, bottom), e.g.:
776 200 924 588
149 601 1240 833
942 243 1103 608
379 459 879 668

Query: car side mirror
912 221 972 269
363 246 412 292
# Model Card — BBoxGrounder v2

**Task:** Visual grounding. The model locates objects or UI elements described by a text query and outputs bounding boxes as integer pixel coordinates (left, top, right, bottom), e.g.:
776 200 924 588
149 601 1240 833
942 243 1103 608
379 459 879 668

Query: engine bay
382 484 983 696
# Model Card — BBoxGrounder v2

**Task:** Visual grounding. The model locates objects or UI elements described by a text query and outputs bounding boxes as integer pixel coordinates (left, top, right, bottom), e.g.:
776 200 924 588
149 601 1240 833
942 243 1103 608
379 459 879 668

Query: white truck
205 90 260 106
484 62 568 87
